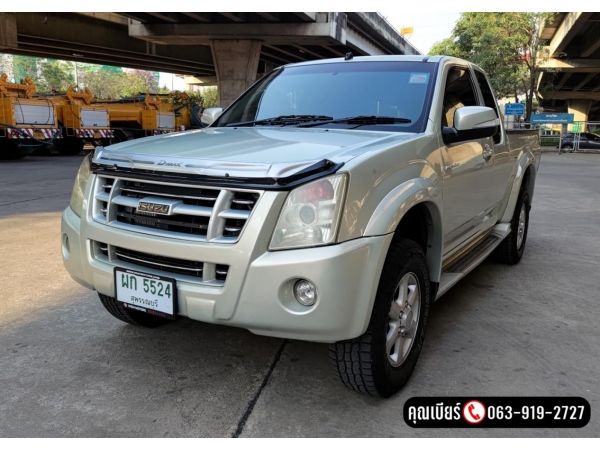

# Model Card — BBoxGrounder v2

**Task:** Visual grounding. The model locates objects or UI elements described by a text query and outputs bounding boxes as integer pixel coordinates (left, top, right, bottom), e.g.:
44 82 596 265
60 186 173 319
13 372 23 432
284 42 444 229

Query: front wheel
98 293 172 328
329 238 431 397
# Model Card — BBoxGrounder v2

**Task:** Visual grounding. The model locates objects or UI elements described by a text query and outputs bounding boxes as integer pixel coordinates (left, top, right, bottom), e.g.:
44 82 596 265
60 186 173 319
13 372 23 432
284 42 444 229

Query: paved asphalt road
0 152 598 437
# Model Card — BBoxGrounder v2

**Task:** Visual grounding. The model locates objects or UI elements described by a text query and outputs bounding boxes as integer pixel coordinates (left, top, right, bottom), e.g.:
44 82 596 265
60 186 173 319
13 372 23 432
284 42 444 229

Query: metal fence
544 122 600 153
505 120 600 153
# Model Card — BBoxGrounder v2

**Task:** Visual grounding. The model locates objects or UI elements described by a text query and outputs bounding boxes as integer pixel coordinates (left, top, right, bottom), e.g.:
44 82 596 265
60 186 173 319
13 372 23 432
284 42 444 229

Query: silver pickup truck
62 55 540 397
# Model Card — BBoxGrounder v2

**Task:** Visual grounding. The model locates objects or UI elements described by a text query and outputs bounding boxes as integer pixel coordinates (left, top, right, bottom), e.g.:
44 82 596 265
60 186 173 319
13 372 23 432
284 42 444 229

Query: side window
475 70 501 143
441 67 478 128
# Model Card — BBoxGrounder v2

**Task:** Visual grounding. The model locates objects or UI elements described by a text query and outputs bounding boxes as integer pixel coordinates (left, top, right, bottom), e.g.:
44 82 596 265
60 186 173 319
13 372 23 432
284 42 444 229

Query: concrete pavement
0 153 598 437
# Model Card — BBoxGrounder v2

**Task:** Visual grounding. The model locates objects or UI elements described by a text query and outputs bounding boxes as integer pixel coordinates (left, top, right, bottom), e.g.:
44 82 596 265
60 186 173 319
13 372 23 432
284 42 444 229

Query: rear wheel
329 239 431 397
98 293 171 328
494 188 530 265
562 144 573 153
56 138 84 156
0 140 28 160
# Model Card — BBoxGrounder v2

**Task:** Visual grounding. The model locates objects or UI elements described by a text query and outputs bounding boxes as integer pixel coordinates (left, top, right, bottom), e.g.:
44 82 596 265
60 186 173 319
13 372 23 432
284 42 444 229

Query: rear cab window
474 70 502 144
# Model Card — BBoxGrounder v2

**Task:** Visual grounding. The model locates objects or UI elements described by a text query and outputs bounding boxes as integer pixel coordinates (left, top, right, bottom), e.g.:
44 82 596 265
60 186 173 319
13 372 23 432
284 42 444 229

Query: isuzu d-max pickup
62 55 540 397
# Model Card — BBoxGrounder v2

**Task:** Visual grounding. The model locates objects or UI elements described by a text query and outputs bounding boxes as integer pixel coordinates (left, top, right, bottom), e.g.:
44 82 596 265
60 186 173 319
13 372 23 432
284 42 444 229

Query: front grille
95 178 115 220
93 241 229 284
92 176 260 243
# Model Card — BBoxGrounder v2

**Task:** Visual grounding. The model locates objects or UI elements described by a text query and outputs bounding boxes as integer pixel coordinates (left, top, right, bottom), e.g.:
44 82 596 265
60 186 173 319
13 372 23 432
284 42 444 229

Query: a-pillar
567 99 594 132
211 40 262 108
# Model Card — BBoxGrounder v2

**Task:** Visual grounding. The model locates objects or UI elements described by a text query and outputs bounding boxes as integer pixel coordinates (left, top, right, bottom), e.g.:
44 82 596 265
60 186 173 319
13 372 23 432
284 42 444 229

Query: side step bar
436 224 511 300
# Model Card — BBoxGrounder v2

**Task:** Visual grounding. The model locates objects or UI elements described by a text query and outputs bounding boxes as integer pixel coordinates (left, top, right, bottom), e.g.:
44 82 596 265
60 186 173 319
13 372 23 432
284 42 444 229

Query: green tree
98 65 122 74
120 70 159 96
429 12 551 119
38 59 75 93
79 69 126 99
79 66 162 99
201 87 218 108
429 37 461 57
0 54 13 76
12 55 40 84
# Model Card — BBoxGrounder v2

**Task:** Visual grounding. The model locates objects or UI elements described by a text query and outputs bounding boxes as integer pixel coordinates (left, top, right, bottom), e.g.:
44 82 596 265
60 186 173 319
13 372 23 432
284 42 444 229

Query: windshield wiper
298 115 412 128
225 115 334 127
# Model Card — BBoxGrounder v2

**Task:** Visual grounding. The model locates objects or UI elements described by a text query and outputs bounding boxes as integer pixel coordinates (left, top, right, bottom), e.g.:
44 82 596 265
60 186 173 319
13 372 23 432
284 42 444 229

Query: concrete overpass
0 12 419 106
538 12 600 123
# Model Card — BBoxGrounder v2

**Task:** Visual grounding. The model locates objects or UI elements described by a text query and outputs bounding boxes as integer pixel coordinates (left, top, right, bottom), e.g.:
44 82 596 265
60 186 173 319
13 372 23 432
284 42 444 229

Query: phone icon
468 403 481 420
463 400 486 424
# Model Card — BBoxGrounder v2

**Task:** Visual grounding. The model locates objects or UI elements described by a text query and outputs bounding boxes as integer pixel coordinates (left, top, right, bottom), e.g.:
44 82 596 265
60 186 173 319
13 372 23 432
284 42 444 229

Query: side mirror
443 106 500 144
454 106 499 131
201 107 223 126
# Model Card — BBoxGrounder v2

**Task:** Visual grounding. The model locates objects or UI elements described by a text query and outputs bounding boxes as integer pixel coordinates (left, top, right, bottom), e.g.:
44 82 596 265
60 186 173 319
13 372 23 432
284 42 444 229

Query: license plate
114 268 177 319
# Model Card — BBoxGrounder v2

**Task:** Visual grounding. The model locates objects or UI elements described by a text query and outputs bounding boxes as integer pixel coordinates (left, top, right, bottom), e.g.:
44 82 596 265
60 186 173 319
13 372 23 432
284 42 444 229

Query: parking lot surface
1 152 598 437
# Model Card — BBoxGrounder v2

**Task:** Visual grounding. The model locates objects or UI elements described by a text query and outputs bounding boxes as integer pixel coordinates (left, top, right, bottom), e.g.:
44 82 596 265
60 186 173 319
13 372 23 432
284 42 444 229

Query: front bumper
62 206 392 343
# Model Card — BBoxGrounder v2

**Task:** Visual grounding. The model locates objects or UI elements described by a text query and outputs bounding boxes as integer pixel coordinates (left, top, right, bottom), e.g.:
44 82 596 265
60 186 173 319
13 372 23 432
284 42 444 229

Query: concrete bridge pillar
211 39 262 107
568 99 594 131
0 13 17 49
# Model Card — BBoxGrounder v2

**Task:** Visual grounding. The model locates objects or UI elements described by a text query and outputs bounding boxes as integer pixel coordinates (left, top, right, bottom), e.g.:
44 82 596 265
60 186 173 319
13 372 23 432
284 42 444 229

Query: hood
95 127 420 179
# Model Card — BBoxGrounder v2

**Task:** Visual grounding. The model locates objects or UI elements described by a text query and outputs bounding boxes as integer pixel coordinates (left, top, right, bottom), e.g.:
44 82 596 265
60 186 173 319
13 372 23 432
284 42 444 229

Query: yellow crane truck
49 86 114 155
93 95 177 142
0 74 63 159
1 73 203 159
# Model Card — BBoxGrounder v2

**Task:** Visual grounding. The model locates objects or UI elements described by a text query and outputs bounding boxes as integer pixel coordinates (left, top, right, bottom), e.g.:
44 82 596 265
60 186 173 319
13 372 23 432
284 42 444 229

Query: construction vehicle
51 89 189 154
50 86 114 155
162 91 205 131
1 72 205 160
0 74 62 159
93 95 177 142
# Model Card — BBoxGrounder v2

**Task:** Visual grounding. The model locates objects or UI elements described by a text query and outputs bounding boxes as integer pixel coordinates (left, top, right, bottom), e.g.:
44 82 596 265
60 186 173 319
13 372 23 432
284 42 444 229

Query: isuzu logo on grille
136 198 174 216
137 201 171 215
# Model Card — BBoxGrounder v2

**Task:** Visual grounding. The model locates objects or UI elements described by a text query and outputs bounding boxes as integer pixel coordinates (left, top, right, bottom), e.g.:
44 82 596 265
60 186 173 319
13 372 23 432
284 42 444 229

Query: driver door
440 66 495 255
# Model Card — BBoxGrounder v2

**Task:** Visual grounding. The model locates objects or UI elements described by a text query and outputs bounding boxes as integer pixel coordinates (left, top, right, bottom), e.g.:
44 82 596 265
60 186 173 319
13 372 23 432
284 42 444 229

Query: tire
98 293 171 328
493 189 530 265
562 144 573 153
0 140 28 160
329 238 431 397
56 138 84 156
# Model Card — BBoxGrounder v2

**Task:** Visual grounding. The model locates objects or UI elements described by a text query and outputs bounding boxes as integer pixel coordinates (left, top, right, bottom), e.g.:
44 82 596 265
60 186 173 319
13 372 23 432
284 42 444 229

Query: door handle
445 162 460 171
482 144 494 161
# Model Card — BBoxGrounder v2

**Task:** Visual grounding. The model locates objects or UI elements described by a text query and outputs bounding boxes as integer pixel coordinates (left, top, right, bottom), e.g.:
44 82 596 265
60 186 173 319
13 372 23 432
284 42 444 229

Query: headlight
270 173 348 250
69 154 92 217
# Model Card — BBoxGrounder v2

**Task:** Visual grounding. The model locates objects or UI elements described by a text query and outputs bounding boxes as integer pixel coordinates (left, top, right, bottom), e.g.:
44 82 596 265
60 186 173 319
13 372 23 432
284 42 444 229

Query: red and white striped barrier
1 127 63 139
74 129 115 139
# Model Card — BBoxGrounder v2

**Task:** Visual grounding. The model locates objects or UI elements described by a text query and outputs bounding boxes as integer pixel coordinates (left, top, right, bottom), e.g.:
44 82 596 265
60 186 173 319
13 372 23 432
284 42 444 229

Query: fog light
293 279 317 306
62 233 70 259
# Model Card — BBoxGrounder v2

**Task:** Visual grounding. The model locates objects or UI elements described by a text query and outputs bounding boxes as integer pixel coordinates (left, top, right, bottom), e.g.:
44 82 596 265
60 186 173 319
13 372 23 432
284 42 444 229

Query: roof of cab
282 54 477 69
283 54 443 68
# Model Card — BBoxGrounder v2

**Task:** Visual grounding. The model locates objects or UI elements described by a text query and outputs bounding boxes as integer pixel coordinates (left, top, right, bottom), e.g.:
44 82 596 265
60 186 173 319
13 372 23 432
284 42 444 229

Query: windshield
213 61 437 132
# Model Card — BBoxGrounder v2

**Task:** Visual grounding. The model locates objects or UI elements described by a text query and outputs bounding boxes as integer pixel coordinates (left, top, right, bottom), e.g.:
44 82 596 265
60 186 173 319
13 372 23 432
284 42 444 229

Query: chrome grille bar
93 241 229 285
92 175 260 243
114 250 204 274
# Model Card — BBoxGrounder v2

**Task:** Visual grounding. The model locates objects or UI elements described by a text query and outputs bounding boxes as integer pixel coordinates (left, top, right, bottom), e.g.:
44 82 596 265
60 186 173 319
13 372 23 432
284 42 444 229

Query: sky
382 11 461 54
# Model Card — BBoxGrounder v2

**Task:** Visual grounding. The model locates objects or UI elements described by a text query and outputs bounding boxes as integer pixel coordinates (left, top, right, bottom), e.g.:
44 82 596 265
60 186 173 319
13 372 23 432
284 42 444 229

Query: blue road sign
504 103 525 116
530 113 574 124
